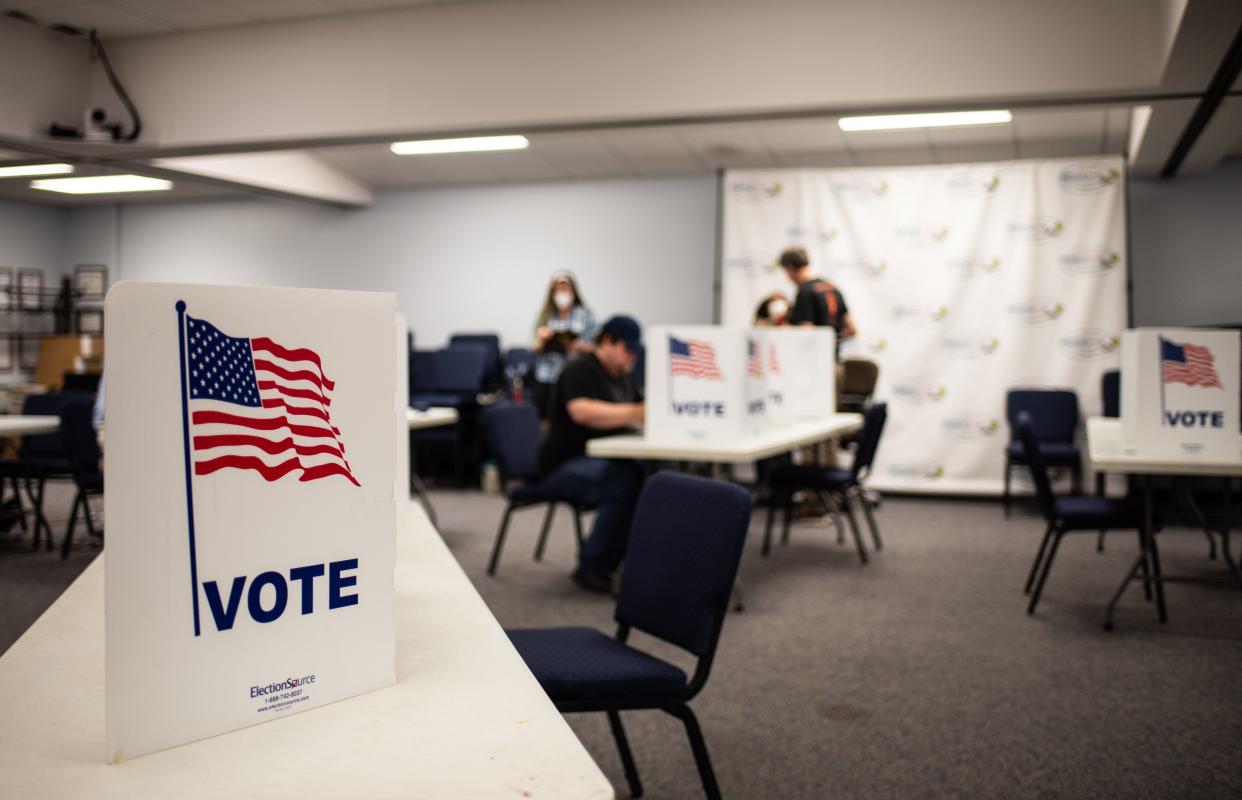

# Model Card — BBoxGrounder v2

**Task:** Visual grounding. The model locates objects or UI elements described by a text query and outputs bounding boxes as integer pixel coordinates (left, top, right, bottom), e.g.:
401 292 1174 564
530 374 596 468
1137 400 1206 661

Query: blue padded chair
482 403 590 575
504 347 536 398
410 346 489 487
58 397 103 558
1003 389 1081 517
1101 370 1120 419
0 393 76 550
507 472 751 800
449 333 502 392
763 402 888 564
1017 412 1155 616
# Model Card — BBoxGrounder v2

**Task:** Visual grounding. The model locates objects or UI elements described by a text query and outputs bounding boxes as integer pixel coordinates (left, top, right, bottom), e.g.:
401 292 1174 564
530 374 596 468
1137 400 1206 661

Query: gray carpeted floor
3 485 1240 799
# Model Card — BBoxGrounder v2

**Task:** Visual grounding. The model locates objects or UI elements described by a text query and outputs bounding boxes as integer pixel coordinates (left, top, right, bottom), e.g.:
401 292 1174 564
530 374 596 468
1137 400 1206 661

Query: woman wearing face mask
532 272 596 419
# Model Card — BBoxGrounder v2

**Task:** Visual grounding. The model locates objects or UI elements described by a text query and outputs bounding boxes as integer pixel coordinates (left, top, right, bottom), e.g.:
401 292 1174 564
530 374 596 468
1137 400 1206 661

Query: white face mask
768 300 789 320
553 290 574 310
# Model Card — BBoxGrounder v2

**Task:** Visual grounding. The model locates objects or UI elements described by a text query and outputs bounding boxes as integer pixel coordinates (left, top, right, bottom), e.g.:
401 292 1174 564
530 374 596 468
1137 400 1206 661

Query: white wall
66 175 718 348
1130 158 1242 326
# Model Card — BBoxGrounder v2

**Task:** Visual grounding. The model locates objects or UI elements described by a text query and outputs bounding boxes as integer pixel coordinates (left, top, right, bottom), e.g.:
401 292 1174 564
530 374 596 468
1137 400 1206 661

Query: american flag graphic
184 314 360 486
768 343 781 375
747 340 763 379
669 336 723 380
1160 336 1223 389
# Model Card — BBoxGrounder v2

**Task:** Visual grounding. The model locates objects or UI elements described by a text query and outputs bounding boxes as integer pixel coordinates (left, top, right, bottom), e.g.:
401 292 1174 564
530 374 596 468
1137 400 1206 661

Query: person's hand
537 326 553 341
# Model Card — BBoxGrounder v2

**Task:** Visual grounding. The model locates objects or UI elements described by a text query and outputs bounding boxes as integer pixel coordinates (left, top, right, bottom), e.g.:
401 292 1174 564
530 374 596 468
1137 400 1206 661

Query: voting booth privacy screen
104 282 399 761
722 157 1128 494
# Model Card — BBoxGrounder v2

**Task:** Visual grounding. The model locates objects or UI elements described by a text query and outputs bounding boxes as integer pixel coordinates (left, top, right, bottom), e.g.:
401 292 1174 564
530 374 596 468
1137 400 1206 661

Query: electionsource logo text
1058 329 1120 360
887 462 945 481
942 415 1001 440
1006 296 1064 325
891 380 947 405
1007 216 1064 242
831 258 888 279
251 674 315 698
1059 162 1120 194
831 175 889 198
786 223 839 243
945 256 1001 279
945 171 1001 195
891 304 949 325
729 179 783 200
943 333 1000 359
893 224 950 245
1059 246 1121 275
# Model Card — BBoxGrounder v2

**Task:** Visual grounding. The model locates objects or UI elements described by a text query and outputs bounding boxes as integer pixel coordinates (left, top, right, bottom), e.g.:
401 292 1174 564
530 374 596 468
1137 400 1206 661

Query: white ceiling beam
150 151 374 207
82 0 1166 153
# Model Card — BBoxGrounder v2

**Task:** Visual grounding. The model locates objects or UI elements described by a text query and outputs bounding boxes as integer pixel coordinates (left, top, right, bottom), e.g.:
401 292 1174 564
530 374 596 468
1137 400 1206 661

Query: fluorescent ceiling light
0 163 75 178
390 135 530 155
31 174 173 194
839 110 1012 132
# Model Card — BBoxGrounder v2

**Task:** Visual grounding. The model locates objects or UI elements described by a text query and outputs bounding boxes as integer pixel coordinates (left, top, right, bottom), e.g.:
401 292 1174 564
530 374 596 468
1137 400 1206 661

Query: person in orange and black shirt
779 245 857 356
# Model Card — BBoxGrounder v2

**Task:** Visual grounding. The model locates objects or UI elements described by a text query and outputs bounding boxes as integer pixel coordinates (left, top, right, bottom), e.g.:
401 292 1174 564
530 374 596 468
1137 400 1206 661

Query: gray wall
0 199 64 274
64 175 718 349
1130 158 1242 326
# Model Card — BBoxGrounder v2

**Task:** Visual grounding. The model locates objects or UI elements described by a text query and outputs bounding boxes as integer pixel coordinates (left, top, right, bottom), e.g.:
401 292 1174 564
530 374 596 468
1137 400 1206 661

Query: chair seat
768 465 854 491
1053 496 1142 530
1007 441 1080 465
507 627 688 703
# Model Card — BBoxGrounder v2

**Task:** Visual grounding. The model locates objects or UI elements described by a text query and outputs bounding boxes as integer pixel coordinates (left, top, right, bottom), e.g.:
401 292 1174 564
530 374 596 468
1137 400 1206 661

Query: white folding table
586 413 864 463
0 414 65 550
406 406 459 527
0 505 614 799
1086 417 1242 628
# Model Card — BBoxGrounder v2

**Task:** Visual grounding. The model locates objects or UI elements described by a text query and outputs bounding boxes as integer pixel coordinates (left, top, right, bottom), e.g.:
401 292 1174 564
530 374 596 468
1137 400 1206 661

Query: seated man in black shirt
537 315 645 593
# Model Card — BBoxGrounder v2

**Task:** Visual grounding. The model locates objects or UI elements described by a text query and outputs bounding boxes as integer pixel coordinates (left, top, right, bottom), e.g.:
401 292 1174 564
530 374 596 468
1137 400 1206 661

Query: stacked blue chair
507 472 751 800
482 403 591 575
763 402 888 564
409 345 489 486
1017 412 1157 617
449 333 502 393
0 393 75 550
1003 389 1081 516
58 397 103 558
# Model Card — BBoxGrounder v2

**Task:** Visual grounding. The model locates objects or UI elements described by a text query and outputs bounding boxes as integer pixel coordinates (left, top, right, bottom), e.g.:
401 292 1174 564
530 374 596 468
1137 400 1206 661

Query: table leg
408 437 439 529
1221 476 1241 581
1144 475 1168 623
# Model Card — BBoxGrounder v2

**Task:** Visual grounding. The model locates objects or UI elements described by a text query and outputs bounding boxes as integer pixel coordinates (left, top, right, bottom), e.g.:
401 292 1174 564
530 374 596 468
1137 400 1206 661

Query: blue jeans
542 456 643 576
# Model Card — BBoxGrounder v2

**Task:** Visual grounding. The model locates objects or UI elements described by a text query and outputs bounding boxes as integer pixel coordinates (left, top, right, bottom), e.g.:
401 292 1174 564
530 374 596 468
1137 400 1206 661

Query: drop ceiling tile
932 142 1018 165
598 128 704 175
754 118 849 152
1012 109 1105 141
775 150 856 168
678 123 775 169
217 0 338 22
851 145 938 167
26 2 169 36
926 122 1013 146
527 133 632 179
1016 138 1102 159
112 0 257 30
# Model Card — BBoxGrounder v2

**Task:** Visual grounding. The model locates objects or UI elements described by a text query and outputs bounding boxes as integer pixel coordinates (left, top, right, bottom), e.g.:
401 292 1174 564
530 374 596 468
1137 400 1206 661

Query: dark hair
754 292 787 321
779 246 809 270
537 272 586 327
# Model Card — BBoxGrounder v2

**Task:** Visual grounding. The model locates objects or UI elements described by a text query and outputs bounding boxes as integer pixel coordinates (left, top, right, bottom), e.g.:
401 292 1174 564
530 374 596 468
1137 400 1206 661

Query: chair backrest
850 402 888 481
450 333 502 389
1101 370 1120 418
1016 412 1057 523
58 397 101 480
481 403 541 484
409 350 438 393
615 472 751 657
1006 389 1078 443
505 347 536 378
19 393 68 460
840 359 880 396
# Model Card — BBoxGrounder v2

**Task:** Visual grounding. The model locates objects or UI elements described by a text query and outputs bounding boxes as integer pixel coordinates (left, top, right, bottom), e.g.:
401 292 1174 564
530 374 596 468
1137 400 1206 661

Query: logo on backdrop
893 224 951 245
830 258 888 280
945 256 1001 279
1058 328 1120 360
1159 337 1226 429
942 333 1000 359
831 175 889 198
728 179 783 200
1059 246 1121 276
886 461 945 481
175 302 361 639
1007 216 1064 242
1005 296 1064 325
942 415 1001 440
724 255 759 272
1059 162 1120 194
866 338 887 355
891 304 949 325
945 171 1001 195
786 223 839 243
891 379 947 405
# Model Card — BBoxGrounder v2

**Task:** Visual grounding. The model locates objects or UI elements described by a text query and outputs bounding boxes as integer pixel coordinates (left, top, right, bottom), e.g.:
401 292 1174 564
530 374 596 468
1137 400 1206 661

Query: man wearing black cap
538 315 645 593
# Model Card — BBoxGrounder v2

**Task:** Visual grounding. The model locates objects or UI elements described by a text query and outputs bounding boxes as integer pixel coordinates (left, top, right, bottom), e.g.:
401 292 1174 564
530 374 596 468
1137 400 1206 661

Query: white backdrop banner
722 157 1127 494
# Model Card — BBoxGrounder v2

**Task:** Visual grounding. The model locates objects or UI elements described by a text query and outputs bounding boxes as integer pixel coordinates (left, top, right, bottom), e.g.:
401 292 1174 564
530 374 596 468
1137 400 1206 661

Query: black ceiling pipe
1160 21 1242 178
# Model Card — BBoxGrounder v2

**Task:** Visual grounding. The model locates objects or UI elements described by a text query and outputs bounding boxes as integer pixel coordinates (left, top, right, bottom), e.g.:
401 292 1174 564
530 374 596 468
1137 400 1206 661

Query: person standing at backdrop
780 246 857 351
754 292 791 327
532 271 597 419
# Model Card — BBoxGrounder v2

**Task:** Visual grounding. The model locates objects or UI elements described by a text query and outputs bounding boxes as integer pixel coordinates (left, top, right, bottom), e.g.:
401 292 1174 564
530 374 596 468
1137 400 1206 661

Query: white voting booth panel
758 328 836 425
645 326 768 442
1121 328 1241 459
104 282 398 762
